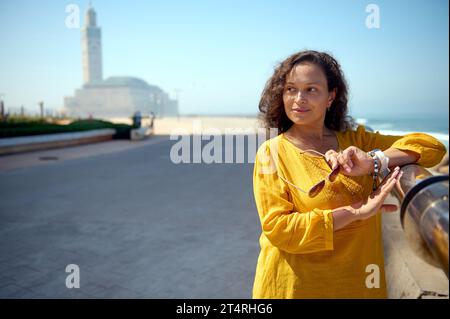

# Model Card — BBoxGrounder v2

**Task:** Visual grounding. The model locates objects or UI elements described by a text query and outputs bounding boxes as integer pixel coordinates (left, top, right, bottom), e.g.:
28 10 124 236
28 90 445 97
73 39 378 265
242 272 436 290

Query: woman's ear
328 89 337 106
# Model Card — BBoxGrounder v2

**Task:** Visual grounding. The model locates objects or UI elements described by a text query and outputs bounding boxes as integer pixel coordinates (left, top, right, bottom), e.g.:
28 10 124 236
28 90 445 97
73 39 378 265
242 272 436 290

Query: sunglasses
277 149 341 198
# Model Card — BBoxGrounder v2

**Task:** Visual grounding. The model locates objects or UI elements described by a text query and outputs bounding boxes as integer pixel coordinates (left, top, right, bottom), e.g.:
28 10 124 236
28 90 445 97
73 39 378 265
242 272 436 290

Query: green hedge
0 119 132 139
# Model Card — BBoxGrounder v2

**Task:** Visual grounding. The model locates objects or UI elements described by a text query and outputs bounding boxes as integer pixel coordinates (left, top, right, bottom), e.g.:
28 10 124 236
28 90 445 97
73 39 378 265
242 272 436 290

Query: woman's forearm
384 148 420 168
331 206 358 231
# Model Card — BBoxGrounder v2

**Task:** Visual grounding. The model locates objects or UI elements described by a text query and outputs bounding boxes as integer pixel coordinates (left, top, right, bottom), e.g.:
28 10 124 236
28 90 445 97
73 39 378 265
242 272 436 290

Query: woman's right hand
350 166 403 220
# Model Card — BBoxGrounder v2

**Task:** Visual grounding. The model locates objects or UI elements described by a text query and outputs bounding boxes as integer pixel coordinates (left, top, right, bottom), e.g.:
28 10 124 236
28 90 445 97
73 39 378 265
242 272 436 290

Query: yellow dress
252 125 447 299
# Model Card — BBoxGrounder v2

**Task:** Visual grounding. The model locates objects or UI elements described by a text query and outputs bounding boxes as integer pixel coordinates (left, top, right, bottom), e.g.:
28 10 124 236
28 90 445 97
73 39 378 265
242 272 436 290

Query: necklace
284 131 340 155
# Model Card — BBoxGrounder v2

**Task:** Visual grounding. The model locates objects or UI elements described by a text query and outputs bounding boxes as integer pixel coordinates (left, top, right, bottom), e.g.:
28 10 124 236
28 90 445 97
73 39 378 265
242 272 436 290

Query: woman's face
283 62 336 127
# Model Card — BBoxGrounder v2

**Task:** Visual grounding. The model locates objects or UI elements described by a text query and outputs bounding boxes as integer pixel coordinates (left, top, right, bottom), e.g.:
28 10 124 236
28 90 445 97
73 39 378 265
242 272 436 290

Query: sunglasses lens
328 166 340 182
309 180 325 198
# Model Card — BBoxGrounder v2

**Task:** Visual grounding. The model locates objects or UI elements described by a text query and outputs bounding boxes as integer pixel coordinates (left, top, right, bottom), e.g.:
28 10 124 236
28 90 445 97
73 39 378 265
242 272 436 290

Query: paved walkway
0 136 261 298
0 136 168 171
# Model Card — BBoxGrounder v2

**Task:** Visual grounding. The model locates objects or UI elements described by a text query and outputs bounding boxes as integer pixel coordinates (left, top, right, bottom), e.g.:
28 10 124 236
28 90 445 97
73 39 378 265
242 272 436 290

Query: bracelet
367 150 380 191
372 148 390 176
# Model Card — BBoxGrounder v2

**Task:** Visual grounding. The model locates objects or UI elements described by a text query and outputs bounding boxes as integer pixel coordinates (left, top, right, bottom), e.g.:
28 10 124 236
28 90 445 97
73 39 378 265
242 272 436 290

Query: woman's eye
286 87 296 92
308 87 317 92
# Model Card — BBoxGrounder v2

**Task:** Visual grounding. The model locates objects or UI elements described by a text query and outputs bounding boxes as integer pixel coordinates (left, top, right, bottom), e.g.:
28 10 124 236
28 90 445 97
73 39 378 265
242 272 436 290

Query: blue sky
0 0 448 118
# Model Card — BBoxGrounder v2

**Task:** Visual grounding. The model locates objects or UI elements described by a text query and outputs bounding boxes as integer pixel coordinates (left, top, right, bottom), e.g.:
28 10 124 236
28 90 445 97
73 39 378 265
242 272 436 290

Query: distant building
64 6 178 118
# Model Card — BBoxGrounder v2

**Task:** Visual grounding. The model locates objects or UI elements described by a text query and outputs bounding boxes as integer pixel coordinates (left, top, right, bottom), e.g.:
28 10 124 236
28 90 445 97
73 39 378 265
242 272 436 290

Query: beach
109 115 263 135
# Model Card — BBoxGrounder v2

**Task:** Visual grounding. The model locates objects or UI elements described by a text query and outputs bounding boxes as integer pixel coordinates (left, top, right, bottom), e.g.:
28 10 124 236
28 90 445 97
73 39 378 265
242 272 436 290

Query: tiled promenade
0 136 260 298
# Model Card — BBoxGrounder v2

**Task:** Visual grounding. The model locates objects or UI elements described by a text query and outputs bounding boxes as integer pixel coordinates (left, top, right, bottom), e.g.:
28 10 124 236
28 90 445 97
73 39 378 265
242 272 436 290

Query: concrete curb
0 129 116 155
130 127 154 140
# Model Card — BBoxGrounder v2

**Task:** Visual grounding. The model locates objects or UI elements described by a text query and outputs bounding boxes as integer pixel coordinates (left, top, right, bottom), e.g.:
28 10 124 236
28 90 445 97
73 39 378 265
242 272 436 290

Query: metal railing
387 165 449 277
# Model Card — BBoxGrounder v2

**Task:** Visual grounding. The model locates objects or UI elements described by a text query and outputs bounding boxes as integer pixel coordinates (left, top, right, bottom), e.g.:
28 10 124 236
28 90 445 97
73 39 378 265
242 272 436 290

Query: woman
253 50 447 298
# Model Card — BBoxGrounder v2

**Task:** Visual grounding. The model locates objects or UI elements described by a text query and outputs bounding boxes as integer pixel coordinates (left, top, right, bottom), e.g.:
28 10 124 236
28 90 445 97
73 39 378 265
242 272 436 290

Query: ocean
354 114 449 150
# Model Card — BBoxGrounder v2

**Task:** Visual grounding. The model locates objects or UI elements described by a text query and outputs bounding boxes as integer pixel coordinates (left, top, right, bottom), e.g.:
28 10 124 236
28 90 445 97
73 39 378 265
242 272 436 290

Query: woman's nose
295 91 306 103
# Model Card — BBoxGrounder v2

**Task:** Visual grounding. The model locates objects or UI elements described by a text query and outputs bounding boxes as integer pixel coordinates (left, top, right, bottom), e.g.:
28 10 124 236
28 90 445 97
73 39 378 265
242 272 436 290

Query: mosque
64 6 178 118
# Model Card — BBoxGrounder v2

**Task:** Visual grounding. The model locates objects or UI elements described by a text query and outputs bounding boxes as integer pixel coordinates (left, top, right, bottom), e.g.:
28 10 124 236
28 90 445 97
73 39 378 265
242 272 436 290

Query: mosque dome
84 76 163 92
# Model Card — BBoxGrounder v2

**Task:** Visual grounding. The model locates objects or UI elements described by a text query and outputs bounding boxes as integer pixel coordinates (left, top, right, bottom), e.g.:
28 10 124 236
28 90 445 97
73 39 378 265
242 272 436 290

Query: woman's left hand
325 146 374 177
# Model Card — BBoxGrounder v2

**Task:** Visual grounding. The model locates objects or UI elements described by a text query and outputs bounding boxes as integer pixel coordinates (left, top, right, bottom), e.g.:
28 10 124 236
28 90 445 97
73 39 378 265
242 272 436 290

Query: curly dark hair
258 50 354 133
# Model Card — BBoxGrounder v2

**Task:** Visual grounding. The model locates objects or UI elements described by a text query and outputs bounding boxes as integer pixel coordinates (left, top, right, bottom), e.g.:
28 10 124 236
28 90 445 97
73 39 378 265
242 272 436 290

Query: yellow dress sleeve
253 141 334 254
353 125 447 167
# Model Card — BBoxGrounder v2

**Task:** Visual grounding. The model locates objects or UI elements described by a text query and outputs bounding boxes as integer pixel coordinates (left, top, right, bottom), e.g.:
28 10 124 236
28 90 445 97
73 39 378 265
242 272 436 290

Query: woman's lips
292 108 310 113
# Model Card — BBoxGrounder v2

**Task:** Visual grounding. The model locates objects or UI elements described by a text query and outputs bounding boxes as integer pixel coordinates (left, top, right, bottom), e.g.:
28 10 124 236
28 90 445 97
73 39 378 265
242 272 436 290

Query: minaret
81 6 103 84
